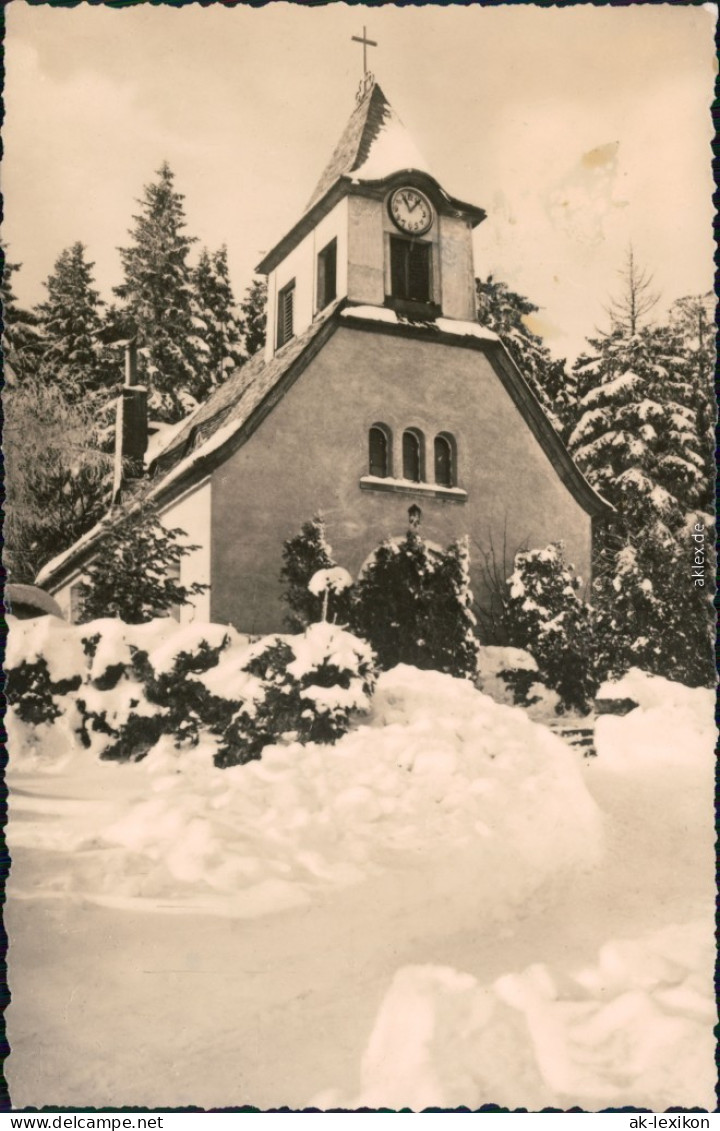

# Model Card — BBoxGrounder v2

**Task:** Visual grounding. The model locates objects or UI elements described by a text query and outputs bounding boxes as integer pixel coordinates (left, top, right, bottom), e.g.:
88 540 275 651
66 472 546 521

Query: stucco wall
210 326 593 634
52 569 85 622
266 198 349 363
347 195 385 306
439 214 476 321
159 479 212 623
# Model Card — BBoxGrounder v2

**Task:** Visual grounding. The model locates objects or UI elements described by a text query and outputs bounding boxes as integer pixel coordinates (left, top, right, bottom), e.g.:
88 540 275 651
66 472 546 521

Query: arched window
369 424 391 478
434 433 456 487
402 428 424 482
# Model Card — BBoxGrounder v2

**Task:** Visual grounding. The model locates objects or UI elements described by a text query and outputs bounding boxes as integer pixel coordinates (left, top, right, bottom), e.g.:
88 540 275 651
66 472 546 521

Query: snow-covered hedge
6 616 377 768
205 622 377 767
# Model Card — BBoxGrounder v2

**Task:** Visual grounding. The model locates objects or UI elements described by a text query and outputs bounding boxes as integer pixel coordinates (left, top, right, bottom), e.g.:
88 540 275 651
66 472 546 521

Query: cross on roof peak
351 26 377 76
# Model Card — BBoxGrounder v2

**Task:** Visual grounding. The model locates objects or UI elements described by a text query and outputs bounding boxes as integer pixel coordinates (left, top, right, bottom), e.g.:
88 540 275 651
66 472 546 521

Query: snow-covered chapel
38 78 610 633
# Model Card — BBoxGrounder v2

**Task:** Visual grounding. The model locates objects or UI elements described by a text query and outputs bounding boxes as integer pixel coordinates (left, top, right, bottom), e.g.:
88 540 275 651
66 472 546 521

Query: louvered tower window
390 237 432 303
277 279 296 348
316 239 337 311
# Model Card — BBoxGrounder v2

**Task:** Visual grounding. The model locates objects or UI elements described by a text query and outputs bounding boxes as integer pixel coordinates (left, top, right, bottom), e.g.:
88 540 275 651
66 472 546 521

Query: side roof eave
35 314 345 591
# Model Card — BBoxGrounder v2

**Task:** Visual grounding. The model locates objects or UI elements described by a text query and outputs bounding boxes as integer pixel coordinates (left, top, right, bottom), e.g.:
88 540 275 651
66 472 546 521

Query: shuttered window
277 280 295 348
402 429 423 482
316 239 337 311
369 425 390 478
390 237 432 303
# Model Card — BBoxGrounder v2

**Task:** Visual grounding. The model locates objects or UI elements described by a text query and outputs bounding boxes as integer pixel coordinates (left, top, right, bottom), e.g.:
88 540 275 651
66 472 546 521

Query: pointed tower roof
256 80 485 276
305 82 431 212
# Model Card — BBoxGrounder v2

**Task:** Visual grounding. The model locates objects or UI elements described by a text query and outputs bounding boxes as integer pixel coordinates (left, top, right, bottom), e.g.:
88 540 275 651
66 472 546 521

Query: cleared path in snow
5 747 714 1110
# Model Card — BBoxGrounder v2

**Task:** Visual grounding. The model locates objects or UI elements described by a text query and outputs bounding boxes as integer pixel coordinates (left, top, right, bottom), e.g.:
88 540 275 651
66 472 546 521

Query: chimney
113 339 148 499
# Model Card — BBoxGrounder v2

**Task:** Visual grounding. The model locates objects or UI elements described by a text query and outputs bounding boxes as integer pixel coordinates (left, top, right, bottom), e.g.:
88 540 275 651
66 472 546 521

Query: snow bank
344 914 716 1110
71 666 604 916
10 656 604 917
595 669 715 772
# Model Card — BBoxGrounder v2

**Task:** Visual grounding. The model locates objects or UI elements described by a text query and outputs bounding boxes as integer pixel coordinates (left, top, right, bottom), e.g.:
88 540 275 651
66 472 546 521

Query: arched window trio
369 424 457 488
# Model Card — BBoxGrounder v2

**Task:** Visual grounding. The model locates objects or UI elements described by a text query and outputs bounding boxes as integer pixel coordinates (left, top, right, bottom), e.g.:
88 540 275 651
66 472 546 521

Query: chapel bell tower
256 73 487 362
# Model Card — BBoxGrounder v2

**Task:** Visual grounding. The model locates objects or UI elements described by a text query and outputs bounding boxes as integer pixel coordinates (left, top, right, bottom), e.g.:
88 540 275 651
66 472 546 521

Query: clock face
389 187 433 235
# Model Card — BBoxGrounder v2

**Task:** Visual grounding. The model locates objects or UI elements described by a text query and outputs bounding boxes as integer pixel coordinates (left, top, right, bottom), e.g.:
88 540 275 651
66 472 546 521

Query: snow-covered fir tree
239 276 267 358
192 245 245 394
78 500 208 624
475 275 570 432
34 242 109 402
505 543 596 712
1 250 42 384
280 515 342 630
567 291 714 687
352 513 479 679
668 291 715 505
568 324 706 519
114 163 207 422
591 515 714 688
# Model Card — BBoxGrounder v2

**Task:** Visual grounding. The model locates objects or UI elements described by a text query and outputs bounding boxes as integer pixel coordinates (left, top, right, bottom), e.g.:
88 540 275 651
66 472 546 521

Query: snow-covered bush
475 645 559 715
6 658 81 725
280 515 352 628
505 543 597 713
7 615 376 770
73 620 233 761
352 524 479 679
132 627 237 748
213 623 377 768
5 618 87 725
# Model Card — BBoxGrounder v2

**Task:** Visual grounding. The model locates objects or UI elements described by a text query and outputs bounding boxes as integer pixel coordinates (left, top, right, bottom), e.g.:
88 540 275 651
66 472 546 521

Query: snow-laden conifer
1 250 42 384
114 163 207 422
280 516 349 629
504 543 596 713
239 276 267 358
34 242 110 401
192 245 246 394
352 518 479 679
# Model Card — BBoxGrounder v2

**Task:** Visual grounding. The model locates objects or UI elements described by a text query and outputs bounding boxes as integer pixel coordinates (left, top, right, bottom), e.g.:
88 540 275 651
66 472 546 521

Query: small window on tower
402 428 424 482
316 238 337 312
277 279 296 348
390 237 432 304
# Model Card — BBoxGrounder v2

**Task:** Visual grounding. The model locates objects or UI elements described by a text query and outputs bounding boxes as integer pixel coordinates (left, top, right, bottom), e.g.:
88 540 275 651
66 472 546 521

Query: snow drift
340 914 716 1111
7 615 604 919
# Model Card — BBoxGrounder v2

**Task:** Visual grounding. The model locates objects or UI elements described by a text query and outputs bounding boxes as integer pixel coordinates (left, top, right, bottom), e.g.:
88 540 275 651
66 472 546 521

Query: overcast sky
4 1 716 358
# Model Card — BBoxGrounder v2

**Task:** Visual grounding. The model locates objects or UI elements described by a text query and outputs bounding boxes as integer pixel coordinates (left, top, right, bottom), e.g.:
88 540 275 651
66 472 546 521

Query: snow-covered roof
306 82 431 212
340 306 499 342
256 82 485 277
